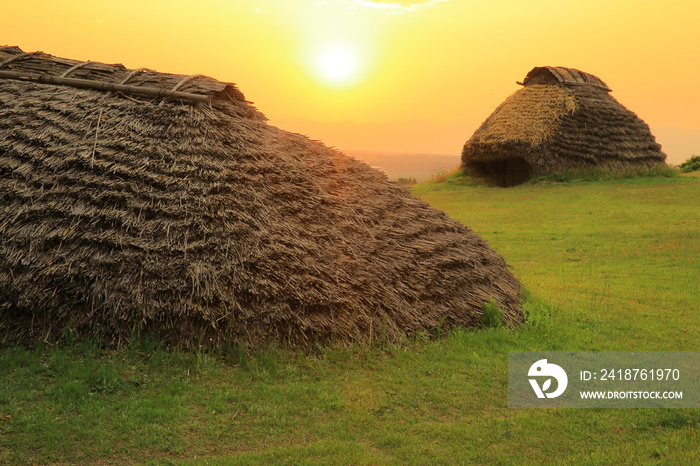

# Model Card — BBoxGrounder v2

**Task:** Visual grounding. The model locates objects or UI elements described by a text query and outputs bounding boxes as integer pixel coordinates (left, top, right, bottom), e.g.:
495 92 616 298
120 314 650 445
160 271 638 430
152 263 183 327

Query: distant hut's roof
461 66 665 187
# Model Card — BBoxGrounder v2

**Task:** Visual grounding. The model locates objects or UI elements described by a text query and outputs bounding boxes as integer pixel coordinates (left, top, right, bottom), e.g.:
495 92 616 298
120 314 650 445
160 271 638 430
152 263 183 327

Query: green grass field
1 174 699 464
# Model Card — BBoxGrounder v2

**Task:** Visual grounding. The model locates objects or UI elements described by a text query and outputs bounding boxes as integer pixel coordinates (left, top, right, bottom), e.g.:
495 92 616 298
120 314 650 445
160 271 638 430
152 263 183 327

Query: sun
311 43 362 87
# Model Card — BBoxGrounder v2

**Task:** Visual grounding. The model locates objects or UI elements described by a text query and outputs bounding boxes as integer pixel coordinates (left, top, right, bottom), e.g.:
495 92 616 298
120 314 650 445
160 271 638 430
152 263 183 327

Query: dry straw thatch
0 46 522 349
462 66 667 187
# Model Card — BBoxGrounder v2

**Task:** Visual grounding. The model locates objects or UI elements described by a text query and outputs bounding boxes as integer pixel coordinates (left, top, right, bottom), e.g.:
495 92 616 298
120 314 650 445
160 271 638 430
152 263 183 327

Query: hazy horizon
271 117 699 167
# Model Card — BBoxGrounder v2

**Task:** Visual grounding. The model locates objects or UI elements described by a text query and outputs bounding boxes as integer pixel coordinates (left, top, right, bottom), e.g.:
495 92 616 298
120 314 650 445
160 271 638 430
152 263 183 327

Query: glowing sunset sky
4 0 700 161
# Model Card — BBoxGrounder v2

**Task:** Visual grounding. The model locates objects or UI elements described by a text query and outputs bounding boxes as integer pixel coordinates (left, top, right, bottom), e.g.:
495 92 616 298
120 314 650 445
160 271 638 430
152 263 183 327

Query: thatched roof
0 46 522 349
519 66 611 91
462 66 666 187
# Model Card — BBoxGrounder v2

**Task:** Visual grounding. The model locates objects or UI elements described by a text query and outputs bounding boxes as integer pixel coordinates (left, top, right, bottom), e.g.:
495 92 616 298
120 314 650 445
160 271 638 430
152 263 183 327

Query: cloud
317 0 450 14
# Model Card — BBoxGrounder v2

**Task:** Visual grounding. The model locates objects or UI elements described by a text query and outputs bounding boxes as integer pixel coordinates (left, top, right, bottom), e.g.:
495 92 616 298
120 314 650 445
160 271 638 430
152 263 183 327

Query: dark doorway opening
465 157 533 187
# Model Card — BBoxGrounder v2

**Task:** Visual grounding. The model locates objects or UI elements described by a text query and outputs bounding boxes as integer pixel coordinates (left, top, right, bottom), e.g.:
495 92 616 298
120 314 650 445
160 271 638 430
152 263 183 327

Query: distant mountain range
271 118 700 177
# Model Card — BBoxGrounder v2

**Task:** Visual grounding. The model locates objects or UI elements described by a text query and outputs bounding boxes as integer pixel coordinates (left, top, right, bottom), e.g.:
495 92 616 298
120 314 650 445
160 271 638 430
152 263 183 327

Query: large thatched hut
461 66 667 187
0 47 522 349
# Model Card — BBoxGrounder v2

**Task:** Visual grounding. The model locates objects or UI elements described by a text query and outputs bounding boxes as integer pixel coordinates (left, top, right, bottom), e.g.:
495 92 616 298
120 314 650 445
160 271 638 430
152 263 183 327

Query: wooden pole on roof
0 70 211 103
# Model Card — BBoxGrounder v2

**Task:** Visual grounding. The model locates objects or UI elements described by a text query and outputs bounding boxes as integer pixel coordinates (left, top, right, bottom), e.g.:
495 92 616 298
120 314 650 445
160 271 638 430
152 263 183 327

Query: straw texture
462 67 666 186
0 47 522 348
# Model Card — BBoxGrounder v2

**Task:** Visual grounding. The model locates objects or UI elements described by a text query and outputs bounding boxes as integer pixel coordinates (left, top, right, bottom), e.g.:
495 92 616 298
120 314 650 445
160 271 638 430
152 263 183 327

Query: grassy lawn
1 174 699 464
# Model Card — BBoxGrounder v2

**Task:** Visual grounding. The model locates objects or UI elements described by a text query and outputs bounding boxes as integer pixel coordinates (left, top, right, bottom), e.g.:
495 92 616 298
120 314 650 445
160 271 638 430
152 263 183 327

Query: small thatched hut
461 66 667 187
0 47 522 349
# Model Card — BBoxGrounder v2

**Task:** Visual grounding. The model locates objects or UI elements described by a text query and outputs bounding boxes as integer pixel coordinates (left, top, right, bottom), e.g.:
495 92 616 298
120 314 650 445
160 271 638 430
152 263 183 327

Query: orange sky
4 0 700 161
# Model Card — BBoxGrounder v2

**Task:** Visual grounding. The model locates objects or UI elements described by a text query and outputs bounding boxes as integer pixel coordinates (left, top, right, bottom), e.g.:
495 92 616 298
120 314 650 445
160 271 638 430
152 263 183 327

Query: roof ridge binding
0 69 211 103
0 46 265 119
519 66 611 92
